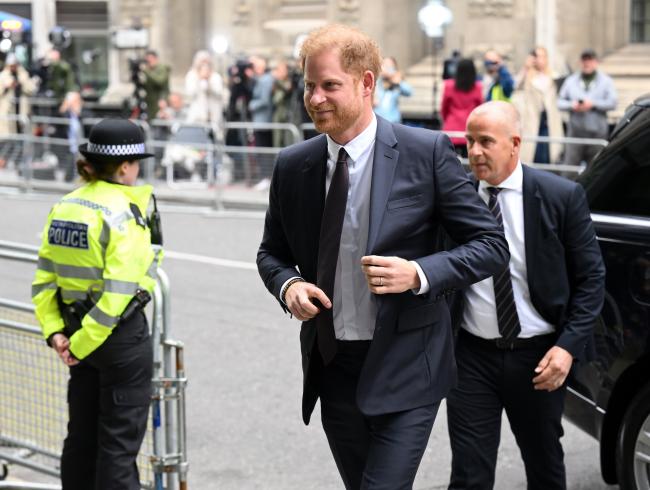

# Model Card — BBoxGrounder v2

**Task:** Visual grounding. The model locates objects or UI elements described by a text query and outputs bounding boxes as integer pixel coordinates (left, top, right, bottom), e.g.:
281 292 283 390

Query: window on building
631 0 650 42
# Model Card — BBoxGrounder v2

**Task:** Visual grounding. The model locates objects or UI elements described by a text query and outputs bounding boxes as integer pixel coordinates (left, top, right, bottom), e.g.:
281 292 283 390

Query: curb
0 180 269 212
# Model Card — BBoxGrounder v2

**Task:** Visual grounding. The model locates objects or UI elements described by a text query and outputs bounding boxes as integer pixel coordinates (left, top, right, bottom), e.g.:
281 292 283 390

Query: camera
228 59 253 86
227 58 254 121
128 57 147 118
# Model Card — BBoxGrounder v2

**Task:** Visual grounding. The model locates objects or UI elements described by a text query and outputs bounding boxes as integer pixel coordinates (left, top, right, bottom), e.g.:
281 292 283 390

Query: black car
566 94 650 490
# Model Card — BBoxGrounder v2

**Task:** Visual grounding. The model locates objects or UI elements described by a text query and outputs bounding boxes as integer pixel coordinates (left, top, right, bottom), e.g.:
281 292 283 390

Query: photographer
483 50 514 102
0 53 37 167
248 56 273 148
141 50 170 120
373 56 412 123
227 58 253 122
185 50 226 136
557 49 617 167
226 58 254 181
271 59 293 148
44 48 76 104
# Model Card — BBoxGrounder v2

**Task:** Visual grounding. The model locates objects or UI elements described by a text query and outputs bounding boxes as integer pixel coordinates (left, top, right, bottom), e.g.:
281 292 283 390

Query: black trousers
61 312 153 490
447 330 567 490
319 341 439 490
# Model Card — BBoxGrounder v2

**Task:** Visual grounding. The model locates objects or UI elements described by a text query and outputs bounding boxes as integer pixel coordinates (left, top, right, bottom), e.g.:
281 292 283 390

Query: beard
306 99 363 137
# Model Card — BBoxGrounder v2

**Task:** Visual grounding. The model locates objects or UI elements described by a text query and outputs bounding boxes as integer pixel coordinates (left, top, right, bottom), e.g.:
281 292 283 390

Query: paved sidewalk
0 171 270 211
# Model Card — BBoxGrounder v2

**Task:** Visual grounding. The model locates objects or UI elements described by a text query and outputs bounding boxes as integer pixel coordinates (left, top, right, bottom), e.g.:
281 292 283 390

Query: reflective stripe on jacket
32 180 162 359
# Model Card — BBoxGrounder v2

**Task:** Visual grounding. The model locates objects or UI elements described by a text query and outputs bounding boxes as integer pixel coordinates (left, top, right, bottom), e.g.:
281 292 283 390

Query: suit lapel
522 165 541 282
301 136 328 265
367 117 399 254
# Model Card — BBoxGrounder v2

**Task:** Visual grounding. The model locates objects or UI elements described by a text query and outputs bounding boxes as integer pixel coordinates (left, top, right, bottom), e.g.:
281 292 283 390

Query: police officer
32 118 162 490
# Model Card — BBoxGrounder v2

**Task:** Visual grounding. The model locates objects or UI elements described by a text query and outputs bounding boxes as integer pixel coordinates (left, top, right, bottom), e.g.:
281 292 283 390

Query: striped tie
487 187 521 341
315 148 349 365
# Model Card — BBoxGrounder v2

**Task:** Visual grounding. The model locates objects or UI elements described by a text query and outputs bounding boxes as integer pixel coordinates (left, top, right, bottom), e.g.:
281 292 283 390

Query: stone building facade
0 0 647 116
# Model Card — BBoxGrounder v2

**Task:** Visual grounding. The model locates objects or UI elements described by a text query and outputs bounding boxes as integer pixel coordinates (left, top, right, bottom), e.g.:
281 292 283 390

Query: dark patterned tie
487 187 521 341
315 147 349 365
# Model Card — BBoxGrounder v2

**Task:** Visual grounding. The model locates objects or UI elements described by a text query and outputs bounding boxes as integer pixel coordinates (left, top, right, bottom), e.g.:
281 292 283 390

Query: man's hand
580 99 594 111
51 333 80 367
285 281 331 321
389 71 403 84
533 346 573 391
361 255 420 295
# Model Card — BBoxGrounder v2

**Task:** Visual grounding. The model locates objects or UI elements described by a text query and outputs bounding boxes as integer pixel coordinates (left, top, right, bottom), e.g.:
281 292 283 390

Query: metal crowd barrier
1 114 609 208
0 240 188 490
442 130 608 175
147 119 302 190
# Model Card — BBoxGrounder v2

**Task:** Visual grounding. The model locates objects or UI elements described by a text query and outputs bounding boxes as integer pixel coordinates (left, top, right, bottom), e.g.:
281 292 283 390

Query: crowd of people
0 47 80 172
439 46 618 166
139 43 619 171
0 40 619 180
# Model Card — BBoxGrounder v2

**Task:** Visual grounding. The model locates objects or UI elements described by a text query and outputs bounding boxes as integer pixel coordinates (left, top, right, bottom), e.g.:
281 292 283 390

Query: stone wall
105 0 636 101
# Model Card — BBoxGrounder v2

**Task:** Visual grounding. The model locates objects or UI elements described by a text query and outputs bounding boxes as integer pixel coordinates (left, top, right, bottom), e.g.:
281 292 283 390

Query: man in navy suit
257 24 509 489
446 101 606 490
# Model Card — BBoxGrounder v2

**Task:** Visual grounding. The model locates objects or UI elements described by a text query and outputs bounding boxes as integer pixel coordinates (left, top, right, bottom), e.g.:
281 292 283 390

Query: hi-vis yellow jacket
32 180 162 360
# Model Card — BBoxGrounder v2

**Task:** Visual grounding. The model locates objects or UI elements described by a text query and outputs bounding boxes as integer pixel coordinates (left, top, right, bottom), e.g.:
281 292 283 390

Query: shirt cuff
280 276 303 305
410 261 430 295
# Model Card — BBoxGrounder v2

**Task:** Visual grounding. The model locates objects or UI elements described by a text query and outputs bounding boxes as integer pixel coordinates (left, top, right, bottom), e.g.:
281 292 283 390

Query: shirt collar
478 160 523 193
326 114 377 166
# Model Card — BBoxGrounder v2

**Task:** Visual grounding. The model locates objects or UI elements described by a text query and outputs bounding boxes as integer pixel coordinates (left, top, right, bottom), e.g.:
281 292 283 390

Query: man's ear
362 70 375 96
511 135 522 154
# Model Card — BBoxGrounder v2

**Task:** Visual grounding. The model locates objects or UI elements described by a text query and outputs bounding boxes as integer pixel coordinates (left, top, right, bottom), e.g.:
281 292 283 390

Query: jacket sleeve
32 214 65 341
69 222 154 360
256 153 301 310
592 76 618 112
440 84 450 121
414 134 510 299
145 65 170 91
498 65 514 98
249 75 273 113
555 184 606 359
398 81 412 97
557 77 574 111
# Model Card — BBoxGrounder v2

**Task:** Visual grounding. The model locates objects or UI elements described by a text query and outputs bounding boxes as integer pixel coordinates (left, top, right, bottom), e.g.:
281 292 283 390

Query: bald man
446 101 605 490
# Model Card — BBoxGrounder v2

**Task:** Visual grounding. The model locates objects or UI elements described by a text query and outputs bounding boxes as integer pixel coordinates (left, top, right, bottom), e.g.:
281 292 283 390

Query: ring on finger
379 276 383 286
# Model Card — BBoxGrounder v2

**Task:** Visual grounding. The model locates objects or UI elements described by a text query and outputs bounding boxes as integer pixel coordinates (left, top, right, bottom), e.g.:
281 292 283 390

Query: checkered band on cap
87 142 146 156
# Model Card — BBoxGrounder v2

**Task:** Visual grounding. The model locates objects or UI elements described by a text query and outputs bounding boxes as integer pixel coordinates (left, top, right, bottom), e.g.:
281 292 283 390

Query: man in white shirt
257 25 509 489
446 101 605 490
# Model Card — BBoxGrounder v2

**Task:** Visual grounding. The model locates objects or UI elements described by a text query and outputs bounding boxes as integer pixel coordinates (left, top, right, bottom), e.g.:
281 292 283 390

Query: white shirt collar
478 160 523 193
326 114 377 166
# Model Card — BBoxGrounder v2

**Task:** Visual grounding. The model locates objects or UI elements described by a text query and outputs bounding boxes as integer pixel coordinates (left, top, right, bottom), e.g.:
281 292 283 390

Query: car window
589 164 650 217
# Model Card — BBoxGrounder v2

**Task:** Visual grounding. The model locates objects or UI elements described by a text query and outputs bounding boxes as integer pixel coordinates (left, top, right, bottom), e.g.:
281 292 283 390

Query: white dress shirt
325 116 377 340
280 115 427 338
461 162 555 339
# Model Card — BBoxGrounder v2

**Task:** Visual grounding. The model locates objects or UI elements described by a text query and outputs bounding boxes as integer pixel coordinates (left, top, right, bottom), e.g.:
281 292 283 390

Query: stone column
31 0 56 59
535 0 560 73
107 0 121 89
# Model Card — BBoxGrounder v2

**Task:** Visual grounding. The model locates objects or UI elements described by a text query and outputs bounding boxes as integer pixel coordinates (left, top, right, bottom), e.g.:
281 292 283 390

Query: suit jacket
458 165 606 360
257 116 510 424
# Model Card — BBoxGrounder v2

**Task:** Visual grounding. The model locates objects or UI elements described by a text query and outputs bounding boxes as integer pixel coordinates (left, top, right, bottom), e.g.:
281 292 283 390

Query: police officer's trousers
61 311 153 490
